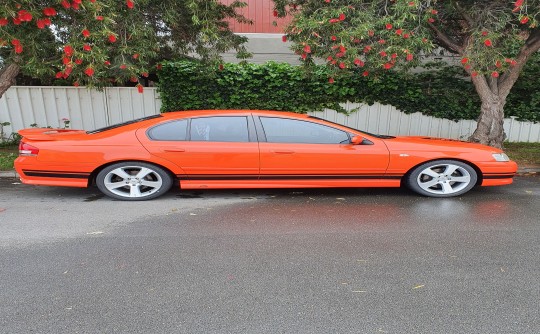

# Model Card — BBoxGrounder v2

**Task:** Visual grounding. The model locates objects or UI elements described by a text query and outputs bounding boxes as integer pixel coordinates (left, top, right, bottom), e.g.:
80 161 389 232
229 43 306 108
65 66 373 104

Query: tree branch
428 22 464 54
499 28 540 98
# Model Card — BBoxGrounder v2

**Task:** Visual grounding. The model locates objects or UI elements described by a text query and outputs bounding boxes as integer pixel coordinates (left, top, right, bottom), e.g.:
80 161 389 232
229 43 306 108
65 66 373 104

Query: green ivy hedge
157 58 540 122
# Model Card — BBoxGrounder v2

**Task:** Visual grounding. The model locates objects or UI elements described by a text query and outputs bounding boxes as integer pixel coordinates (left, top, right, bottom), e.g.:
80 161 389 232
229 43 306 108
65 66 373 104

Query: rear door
137 115 260 181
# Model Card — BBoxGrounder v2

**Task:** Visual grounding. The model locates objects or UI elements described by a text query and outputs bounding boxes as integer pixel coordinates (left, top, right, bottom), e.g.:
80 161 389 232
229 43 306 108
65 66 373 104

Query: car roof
160 110 311 120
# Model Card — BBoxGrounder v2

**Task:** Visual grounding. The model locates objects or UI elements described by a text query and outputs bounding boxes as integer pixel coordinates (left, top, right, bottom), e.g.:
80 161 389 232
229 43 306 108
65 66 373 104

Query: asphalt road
1 176 539 334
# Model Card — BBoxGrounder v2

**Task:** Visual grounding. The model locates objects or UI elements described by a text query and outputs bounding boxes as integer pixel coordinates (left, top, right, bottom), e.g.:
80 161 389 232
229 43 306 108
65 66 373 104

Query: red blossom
431 9 438 14
75 59 83 65
73 82 80 87
303 45 311 53
55 72 64 79
461 58 469 64
64 45 74 56
83 44 92 51
362 71 369 77
273 10 278 17
14 44 23 54
133 54 139 59
327 56 333 62
335 52 345 58
385 23 392 30
520 17 529 24
363 46 372 53
368 30 374 36
0 18 8 26
379 51 387 57
408 1 415 6
338 13 346 21
96 16 104 21
403 33 410 39
331 35 337 41
137 84 144 94
130 76 138 83
383 63 393 70
339 62 346 69
18 10 33 22
515 0 523 7
481 31 488 36
282 35 287 42
484 39 492 47
391 53 397 59
328 78 335 84
37 20 46 29
120 64 127 69
406 53 414 61
378 39 385 44
471 71 478 77
43 7 57 16
82 29 91 38
428 18 435 23
61 0 71 9
339 45 346 53
301 53 307 60
108 34 117 43
13 18 22 25
329 18 339 24
353 58 364 67
142 72 149 77
104 60 111 66
395 29 402 35
11 39 21 46
495 60 502 68
84 67 95 77
491 71 499 78
127 0 135 9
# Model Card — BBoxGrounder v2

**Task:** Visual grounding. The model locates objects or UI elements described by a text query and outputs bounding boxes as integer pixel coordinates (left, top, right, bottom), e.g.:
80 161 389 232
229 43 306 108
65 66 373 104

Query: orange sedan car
14 110 517 200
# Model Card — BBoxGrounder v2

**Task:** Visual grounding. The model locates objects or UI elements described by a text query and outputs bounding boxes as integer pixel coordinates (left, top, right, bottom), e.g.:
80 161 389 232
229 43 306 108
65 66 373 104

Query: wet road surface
1 176 539 333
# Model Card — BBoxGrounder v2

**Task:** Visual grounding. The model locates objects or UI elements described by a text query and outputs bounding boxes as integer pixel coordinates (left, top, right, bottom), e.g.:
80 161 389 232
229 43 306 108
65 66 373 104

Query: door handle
272 150 295 154
164 148 186 152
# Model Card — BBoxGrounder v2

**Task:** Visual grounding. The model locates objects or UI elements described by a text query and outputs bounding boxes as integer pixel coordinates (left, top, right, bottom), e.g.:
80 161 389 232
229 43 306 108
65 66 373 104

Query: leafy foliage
157 60 539 122
271 0 539 78
0 0 250 88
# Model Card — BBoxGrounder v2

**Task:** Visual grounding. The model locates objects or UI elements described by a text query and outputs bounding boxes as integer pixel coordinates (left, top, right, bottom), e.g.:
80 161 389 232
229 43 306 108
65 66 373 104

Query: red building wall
220 0 290 33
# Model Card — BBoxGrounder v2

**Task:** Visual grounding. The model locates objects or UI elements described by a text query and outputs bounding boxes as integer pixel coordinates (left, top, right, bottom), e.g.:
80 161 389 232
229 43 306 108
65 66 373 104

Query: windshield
87 115 163 134
308 116 396 139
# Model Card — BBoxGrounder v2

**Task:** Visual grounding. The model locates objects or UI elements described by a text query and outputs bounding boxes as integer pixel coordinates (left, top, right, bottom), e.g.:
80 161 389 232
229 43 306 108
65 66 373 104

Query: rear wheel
406 160 477 197
96 162 173 201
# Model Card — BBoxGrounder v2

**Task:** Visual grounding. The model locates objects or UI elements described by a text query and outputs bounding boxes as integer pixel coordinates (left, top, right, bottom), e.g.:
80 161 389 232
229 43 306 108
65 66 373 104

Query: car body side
14 110 517 191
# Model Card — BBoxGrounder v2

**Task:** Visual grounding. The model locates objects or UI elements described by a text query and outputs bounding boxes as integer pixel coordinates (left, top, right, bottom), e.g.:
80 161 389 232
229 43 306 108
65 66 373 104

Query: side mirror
350 136 363 145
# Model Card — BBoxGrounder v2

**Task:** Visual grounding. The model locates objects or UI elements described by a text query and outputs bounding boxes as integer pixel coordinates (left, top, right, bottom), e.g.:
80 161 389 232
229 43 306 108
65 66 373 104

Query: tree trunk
469 97 506 149
0 63 20 100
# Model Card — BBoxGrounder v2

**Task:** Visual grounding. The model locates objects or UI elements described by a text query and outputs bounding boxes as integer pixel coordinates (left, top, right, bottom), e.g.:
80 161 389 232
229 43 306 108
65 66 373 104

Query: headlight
492 153 510 162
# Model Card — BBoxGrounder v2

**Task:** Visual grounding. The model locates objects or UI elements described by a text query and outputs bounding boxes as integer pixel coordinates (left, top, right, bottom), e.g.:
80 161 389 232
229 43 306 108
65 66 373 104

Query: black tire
406 160 477 198
96 162 173 201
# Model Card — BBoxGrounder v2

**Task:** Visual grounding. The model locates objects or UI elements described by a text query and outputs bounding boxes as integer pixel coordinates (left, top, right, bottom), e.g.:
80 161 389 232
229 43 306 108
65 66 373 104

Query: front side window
147 120 188 141
260 117 349 144
190 116 249 142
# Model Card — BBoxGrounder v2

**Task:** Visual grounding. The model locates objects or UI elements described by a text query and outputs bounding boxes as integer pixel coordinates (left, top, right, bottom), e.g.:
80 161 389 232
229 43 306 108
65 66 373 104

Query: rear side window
147 120 188 141
190 116 249 142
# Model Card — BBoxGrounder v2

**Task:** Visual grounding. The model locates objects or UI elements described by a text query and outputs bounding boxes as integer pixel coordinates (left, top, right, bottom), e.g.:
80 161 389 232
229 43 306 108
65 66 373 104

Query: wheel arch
401 158 483 187
88 159 180 187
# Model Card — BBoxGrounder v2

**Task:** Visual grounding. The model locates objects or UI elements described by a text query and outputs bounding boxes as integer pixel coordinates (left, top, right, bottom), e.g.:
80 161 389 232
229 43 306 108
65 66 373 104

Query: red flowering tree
272 0 540 148
0 0 249 98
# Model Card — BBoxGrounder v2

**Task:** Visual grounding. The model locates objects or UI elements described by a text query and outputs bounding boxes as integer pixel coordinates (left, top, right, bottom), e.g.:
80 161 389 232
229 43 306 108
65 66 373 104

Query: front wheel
96 162 173 201
406 160 478 197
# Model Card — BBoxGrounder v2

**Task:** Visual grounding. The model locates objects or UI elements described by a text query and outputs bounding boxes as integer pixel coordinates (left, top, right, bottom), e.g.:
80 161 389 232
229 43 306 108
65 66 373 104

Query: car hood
383 136 504 153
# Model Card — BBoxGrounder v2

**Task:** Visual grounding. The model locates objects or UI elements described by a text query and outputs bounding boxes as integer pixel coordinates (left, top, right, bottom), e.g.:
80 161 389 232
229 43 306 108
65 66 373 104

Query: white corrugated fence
1 86 539 142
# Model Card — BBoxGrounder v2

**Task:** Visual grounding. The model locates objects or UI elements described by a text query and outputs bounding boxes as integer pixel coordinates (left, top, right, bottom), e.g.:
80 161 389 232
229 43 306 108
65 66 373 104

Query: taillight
19 142 39 156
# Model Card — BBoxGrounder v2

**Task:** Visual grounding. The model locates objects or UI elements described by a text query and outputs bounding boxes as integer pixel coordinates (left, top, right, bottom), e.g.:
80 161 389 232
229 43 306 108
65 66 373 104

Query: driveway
1 176 539 333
